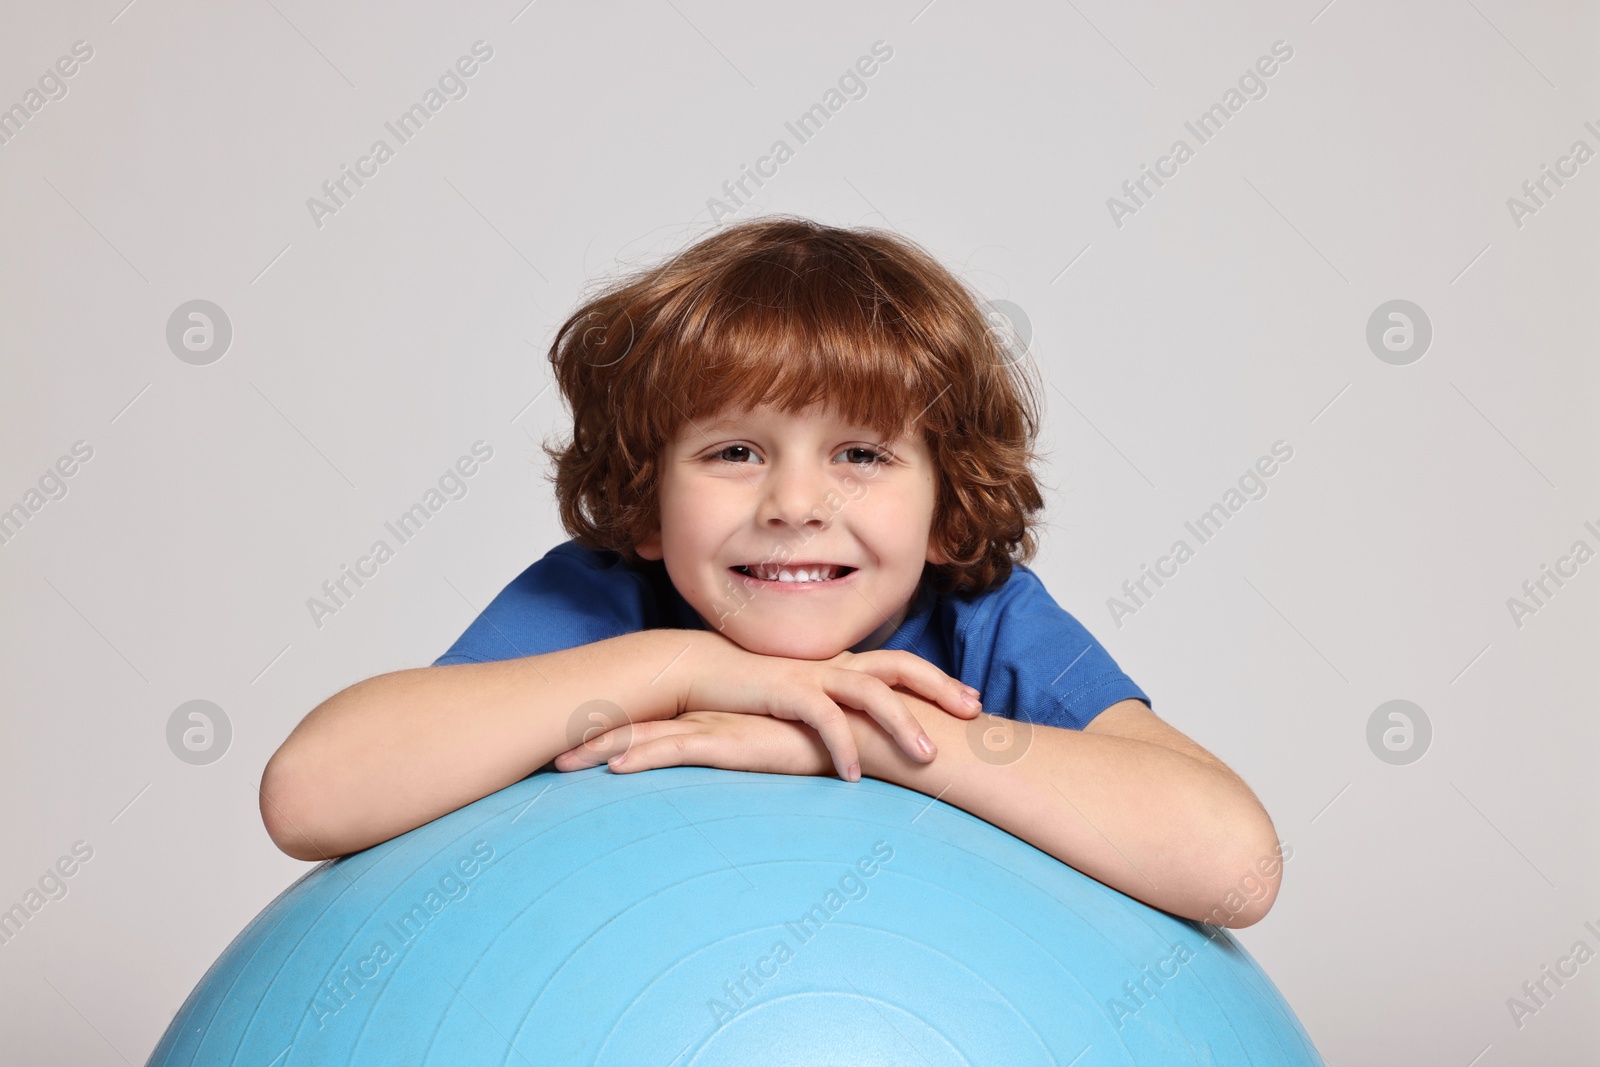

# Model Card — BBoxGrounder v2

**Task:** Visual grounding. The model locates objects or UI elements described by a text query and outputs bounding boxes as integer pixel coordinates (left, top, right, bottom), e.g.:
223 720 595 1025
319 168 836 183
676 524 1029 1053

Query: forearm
260 628 701 860
854 694 1282 926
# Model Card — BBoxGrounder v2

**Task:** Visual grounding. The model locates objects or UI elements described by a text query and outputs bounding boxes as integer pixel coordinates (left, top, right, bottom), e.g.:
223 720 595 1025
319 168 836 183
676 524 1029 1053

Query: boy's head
542 216 1046 657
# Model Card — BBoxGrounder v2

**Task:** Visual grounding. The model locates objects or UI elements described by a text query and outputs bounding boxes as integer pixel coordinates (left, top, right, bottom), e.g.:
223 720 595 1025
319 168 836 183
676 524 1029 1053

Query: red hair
541 216 1046 596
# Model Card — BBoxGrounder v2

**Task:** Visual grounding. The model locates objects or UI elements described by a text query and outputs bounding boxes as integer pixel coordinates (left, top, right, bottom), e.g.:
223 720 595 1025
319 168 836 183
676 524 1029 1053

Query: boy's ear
925 536 950 566
636 528 663 561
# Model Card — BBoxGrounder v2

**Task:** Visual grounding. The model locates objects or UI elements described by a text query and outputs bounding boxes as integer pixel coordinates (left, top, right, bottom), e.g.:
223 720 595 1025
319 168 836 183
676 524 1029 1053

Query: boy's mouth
731 563 857 584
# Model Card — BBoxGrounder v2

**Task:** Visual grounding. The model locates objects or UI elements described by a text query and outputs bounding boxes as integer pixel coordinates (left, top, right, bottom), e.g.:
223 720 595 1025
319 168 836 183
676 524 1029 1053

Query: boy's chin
725 628 853 662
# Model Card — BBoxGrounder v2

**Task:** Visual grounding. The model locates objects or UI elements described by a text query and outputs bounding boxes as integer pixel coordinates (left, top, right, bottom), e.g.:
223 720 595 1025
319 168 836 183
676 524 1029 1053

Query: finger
560 722 662 770
607 730 718 774
823 671 936 765
556 742 620 771
780 695 861 782
854 651 982 721
554 744 602 771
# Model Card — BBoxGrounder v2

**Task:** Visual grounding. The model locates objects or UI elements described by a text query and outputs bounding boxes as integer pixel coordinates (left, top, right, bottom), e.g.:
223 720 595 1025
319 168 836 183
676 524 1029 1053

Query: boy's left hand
553 710 839 778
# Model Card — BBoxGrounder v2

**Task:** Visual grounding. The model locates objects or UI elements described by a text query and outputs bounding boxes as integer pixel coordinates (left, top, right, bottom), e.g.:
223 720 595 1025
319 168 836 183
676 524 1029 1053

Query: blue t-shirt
432 540 1150 731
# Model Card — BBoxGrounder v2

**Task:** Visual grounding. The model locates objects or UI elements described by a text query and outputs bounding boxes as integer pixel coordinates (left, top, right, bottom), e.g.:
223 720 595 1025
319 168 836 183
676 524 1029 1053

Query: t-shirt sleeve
431 542 653 667
956 564 1150 731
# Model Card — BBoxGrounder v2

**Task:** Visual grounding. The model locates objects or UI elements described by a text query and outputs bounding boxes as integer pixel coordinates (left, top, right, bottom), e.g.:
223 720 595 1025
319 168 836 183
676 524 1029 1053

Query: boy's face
637 400 946 660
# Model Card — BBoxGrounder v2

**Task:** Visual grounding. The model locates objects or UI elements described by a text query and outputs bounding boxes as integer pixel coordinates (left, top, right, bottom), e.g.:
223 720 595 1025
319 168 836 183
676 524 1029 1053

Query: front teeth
747 565 841 583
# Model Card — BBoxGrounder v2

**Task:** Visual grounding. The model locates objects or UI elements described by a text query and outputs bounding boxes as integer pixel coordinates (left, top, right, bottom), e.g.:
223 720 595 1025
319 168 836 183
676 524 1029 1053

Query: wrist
666 627 739 718
851 689 954 784
621 628 713 722
846 709 890 778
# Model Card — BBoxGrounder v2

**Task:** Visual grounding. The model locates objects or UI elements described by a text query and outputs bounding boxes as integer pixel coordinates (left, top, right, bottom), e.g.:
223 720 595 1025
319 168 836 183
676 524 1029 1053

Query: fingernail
847 762 860 782
917 734 935 758
609 754 627 769
962 692 980 710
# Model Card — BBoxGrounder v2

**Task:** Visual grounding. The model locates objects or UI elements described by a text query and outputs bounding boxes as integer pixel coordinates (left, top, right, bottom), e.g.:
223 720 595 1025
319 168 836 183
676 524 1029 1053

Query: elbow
1196 822 1288 930
259 749 337 862
1215 882 1278 929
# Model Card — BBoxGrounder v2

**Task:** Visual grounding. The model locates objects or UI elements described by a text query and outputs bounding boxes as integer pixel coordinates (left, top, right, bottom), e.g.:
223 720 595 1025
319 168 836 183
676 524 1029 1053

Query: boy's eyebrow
691 415 899 438
696 417 744 433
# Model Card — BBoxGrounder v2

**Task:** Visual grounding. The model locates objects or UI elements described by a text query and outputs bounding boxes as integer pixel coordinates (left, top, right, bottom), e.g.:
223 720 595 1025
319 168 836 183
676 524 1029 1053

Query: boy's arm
853 692 1284 927
262 628 959 861
259 629 701 861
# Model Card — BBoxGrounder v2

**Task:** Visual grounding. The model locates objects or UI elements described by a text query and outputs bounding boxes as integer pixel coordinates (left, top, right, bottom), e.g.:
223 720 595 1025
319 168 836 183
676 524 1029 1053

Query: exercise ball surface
149 766 1322 1065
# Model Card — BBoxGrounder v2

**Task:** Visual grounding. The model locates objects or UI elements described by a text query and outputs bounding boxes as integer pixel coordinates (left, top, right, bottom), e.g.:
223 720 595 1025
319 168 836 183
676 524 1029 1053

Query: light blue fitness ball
148 766 1322 1065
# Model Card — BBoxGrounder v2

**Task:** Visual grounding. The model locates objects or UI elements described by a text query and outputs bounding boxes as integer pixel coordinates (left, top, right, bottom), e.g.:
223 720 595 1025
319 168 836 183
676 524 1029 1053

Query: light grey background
2 0 1596 1063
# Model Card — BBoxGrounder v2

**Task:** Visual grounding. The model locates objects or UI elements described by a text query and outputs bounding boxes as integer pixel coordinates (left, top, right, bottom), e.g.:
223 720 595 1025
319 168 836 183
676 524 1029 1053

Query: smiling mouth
731 563 856 584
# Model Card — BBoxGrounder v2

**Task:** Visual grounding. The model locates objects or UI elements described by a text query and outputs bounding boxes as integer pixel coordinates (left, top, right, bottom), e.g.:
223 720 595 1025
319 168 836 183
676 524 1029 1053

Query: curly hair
540 215 1047 597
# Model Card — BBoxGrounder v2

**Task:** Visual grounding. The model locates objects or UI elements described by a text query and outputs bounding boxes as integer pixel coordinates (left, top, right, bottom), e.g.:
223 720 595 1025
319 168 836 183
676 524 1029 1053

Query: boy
261 216 1282 928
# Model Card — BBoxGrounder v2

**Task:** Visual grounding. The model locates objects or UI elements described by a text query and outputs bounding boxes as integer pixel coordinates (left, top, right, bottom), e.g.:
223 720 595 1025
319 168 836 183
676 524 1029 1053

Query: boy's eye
706 445 890 466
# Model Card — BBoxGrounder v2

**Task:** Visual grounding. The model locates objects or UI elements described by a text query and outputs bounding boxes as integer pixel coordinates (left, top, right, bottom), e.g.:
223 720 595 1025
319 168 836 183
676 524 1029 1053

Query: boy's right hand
681 630 982 782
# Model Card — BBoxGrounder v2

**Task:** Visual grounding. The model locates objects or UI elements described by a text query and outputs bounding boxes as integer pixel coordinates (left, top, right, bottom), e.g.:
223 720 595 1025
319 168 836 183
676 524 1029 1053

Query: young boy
260 216 1283 929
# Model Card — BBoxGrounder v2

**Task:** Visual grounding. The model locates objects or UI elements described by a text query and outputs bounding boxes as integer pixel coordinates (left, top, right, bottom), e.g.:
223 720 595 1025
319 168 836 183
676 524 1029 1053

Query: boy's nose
756 462 832 530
